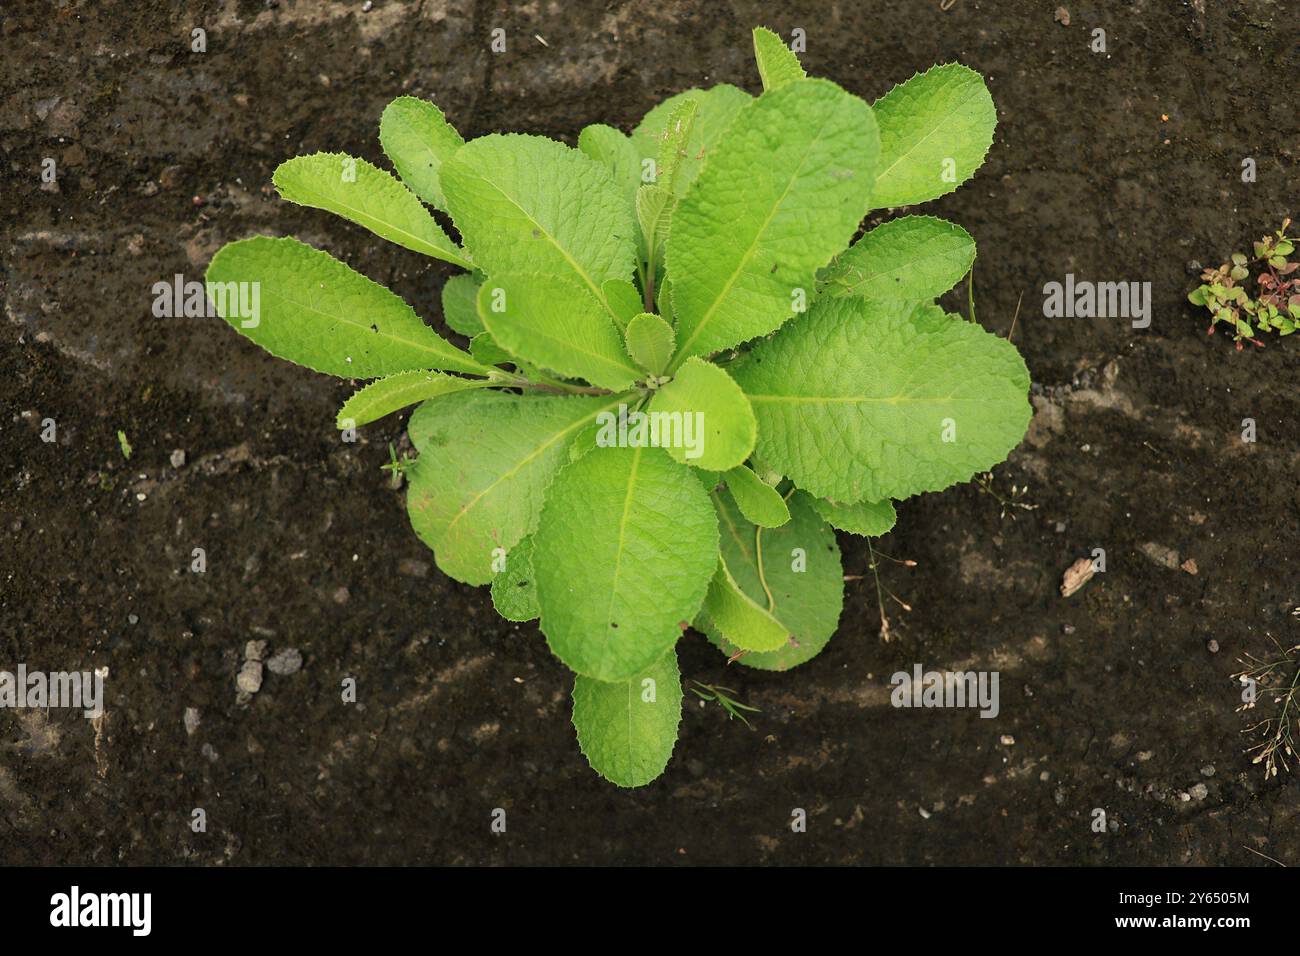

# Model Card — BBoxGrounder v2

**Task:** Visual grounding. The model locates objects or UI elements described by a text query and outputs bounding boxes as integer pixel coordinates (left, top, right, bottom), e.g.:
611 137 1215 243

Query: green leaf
572 648 682 787
821 215 975 302
647 358 756 470
724 465 789 528
632 84 752 198
657 276 674 318
534 446 718 682
577 123 641 215
273 153 471 268
624 312 676 375
700 489 843 671
870 63 996 208
636 183 675 282
700 557 790 651
205 236 488 378
490 535 539 623
405 390 622 585
441 273 483 337
808 493 897 536
732 295 1031 502
752 27 806 91
468 331 515 367
336 370 491 428
667 79 879 366
477 274 639 390
603 278 645 330
441 134 637 308
378 96 465 210
1186 286 1209 307
655 98 698 194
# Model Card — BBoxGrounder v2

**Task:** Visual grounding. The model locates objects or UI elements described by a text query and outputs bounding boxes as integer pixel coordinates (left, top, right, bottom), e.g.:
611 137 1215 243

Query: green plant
1188 218 1300 347
206 28 1030 787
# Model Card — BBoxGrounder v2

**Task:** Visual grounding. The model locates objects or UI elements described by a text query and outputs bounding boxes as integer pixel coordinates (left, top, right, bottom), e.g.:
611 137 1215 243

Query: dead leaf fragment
1060 557 1095 597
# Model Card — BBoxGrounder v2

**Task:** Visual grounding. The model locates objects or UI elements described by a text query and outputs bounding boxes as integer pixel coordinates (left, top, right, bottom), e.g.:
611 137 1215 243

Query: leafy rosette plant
206 28 1030 787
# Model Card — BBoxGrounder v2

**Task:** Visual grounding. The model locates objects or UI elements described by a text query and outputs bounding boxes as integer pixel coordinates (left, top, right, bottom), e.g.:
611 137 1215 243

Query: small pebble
333 586 350 604
170 448 186 468
1200 765 1215 777
1189 783 1208 800
1000 734 1015 746
184 706 201 736
1206 639 1220 654
236 660 263 694
128 613 139 625
266 647 303 676
244 639 267 662
1061 623 1076 635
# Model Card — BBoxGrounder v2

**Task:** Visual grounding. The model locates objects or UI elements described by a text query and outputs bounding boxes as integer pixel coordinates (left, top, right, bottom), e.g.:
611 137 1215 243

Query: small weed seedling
206 28 1030 786
1235 637 1300 779
1188 218 1300 347
689 681 762 729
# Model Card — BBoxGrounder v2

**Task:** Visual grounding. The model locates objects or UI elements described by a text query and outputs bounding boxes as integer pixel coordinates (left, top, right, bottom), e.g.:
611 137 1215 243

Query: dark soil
2 0 1298 865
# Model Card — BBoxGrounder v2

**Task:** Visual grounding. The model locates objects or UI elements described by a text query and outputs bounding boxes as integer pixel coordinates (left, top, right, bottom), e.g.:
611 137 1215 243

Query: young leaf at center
647 357 756 471
624 312 676 376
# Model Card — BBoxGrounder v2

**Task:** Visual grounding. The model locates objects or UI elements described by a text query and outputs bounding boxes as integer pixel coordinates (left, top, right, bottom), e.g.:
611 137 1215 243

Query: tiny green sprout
117 430 132 460
204 27 1030 787
690 680 762 729
380 442 415 489
1188 218 1300 348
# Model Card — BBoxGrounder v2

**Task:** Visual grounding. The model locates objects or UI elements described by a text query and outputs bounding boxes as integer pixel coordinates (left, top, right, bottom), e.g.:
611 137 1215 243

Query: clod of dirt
1060 557 1095 597
244 640 267 662
1139 542 1181 570
1054 7 1070 26
170 449 186 468
397 558 430 578
184 707 201 736
236 660 263 695
1180 558 1198 575
266 648 303 676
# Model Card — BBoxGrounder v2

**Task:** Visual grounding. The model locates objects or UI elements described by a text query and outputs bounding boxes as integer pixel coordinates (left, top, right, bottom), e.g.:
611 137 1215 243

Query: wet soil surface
2 0 1298 864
